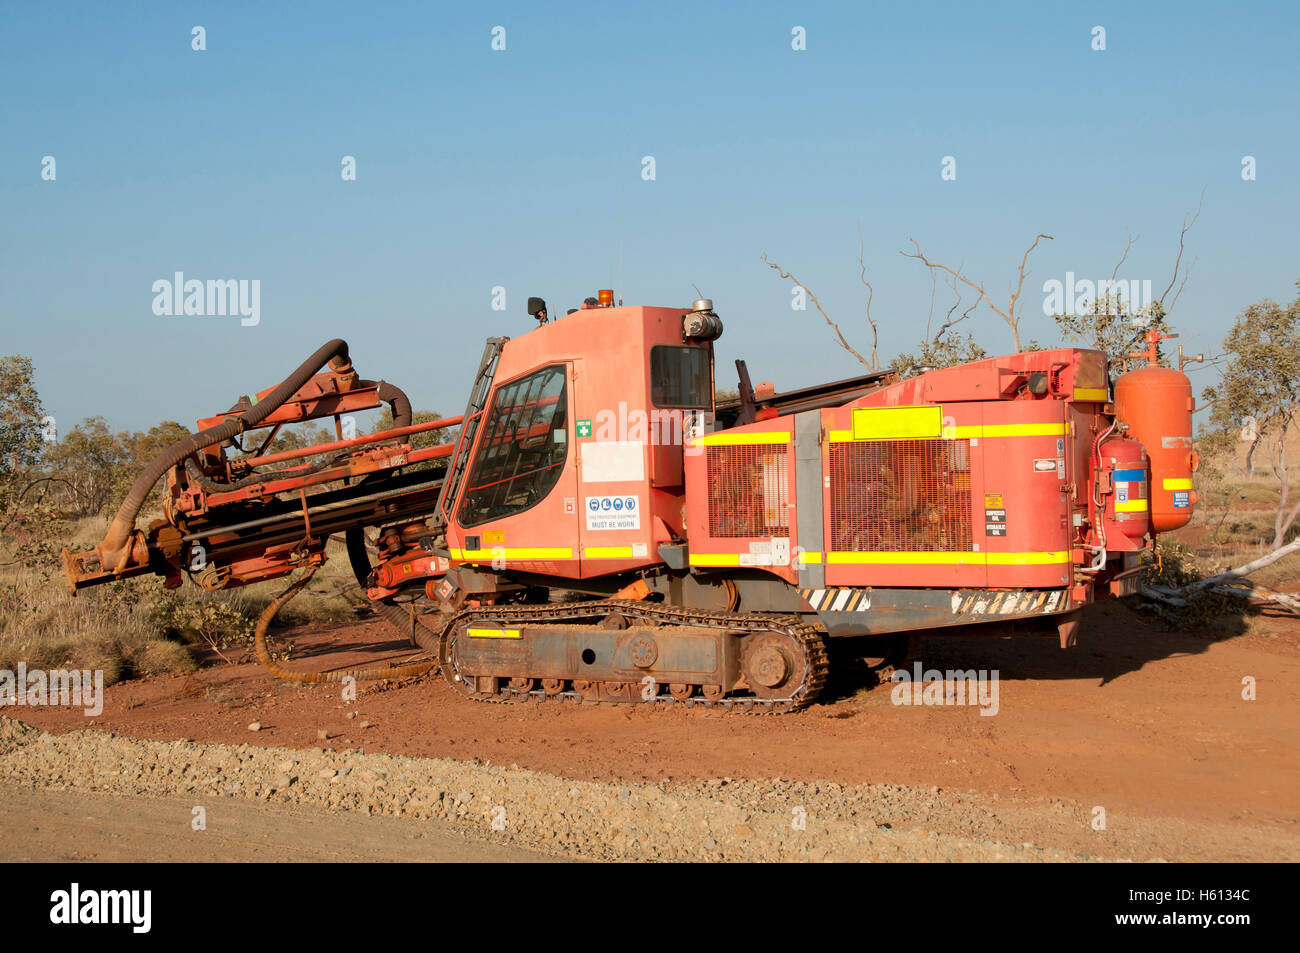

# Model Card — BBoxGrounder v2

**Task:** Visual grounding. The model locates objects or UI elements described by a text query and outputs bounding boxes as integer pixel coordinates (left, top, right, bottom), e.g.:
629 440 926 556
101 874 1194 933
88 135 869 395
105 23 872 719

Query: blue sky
2 0 1297 433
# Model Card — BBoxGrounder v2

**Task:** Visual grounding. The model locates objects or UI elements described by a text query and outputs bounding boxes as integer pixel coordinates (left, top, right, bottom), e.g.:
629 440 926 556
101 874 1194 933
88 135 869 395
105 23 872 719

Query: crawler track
436 599 829 713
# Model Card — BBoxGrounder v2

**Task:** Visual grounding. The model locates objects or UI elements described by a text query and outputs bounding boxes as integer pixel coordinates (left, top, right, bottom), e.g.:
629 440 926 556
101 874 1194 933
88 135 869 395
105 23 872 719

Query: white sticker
585 495 640 531
632 542 648 558
580 441 644 483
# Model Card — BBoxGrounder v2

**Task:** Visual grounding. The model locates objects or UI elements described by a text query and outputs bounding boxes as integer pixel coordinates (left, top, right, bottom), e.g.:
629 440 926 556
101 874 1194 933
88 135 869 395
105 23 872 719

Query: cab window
458 365 568 527
651 345 712 409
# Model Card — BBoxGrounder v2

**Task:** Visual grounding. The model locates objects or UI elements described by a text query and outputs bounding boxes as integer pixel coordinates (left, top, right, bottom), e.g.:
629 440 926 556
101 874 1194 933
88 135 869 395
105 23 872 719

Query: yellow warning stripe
467 628 521 639
1115 499 1149 513
688 553 742 566
692 551 1070 566
689 431 791 447
826 551 1071 566
584 546 636 559
1073 387 1109 401
453 547 574 561
958 423 1070 439
828 422 1069 442
986 551 1072 566
690 552 825 567
1163 478 1194 490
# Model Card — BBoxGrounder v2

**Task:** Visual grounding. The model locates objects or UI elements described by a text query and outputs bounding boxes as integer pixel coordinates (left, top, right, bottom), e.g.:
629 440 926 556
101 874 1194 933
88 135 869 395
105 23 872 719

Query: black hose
100 339 353 562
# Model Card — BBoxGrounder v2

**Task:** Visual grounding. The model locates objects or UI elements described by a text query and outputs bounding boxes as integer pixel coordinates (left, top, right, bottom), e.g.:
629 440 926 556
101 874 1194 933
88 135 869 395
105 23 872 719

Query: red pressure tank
1098 435 1150 541
1114 364 1196 532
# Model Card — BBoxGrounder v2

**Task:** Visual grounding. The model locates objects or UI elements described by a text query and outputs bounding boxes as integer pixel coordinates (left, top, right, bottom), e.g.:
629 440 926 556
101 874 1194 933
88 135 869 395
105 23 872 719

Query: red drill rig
60 296 1197 711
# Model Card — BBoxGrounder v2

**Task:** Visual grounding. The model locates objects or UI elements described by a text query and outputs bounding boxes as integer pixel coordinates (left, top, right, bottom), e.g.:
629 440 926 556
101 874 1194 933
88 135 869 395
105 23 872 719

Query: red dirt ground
16 599 1300 836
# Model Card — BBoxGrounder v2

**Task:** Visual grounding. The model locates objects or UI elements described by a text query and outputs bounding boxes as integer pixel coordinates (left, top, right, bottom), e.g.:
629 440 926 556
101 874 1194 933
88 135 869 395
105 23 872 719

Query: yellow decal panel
851 405 943 440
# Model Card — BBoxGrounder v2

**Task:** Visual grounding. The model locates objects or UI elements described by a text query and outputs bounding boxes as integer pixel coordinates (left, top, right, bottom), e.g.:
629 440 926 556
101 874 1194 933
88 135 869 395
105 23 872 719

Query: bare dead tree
855 222 880 368
1109 227 1138 288
761 253 876 370
1157 187 1206 312
901 233 1053 352
931 270 978 344
1143 537 1300 616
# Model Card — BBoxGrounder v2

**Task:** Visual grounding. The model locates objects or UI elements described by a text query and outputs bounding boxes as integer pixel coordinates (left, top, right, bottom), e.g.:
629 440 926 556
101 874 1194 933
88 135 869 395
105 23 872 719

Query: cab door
449 361 580 578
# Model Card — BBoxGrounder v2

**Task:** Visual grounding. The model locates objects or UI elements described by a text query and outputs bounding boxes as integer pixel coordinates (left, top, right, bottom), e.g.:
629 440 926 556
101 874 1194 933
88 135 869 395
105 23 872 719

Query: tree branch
1108 228 1139 287
902 233 1053 352
761 253 875 369
856 221 880 369
1157 187 1206 309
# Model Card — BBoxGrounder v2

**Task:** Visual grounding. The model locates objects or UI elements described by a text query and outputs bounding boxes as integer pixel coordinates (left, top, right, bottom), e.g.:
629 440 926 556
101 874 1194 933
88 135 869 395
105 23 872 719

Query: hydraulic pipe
240 415 462 468
92 339 360 574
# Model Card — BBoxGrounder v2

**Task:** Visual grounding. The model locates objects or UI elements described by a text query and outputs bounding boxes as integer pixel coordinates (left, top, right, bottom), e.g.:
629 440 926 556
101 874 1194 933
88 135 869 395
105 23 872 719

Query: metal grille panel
706 446 790 537
829 439 972 552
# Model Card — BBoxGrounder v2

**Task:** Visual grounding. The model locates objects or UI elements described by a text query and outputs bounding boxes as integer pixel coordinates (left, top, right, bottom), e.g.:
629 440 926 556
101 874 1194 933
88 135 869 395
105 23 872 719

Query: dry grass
0 515 361 684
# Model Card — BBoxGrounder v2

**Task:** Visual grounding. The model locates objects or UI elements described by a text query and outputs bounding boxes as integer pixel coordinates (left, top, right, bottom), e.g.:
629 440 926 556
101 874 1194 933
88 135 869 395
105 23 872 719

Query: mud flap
1056 609 1083 649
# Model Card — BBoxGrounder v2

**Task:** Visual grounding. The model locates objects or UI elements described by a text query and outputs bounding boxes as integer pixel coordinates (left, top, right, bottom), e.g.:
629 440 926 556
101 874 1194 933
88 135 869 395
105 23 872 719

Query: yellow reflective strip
688 553 742 566
977 423 1070 438
827 551 1071 566
1163 478 1193 490
689 431 791 447
459 547 573 560
796 551 823 564
833 423 1070 441
450 548 463 559
851 405 943 440
828 551 984 565
985 551 1072 565
467 628 521 639
1115 499 1149 513
1073 387 1109 402
584 546 635 558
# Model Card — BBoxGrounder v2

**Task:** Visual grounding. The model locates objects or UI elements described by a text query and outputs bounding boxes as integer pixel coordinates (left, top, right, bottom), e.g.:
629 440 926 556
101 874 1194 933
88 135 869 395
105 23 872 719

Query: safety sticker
1116 484 1129 504
576 419 592 438
585 495 640 531
1033 458 1057 472
984 493 1003 507
985 507 1006 537
1173 490 1190 509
